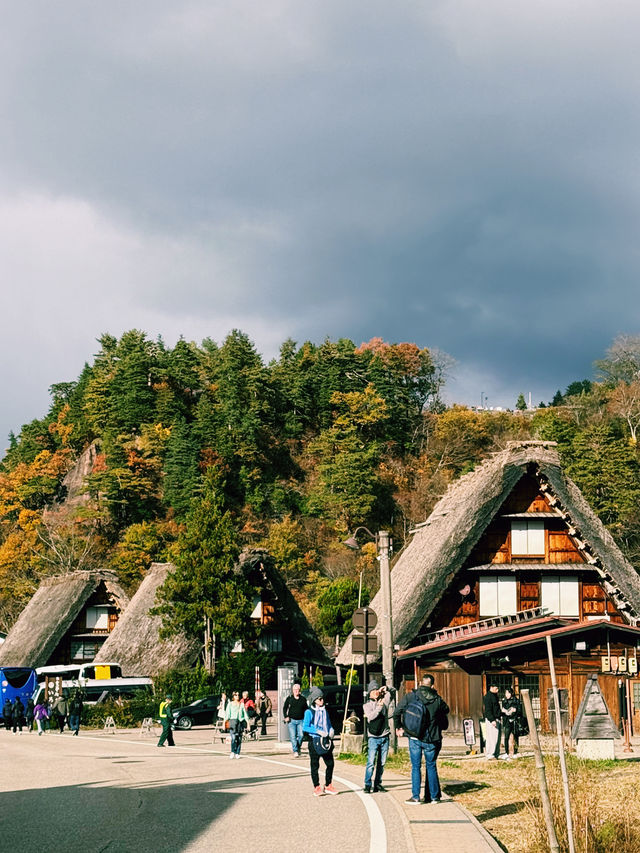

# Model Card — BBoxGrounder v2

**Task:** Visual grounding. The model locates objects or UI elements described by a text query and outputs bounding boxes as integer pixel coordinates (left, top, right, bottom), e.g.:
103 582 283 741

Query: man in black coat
483 683 501 759
394 674 450 804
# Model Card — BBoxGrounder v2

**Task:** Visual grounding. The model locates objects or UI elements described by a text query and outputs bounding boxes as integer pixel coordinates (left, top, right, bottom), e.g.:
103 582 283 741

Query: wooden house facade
337 442 640 735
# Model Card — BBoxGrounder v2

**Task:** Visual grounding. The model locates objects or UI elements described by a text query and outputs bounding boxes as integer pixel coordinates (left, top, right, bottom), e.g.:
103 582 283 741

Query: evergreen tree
163 418 201 518
154 466 251 674
516 393 527 411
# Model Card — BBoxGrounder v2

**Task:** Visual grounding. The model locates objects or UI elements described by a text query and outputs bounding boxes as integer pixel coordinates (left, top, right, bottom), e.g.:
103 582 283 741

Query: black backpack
402 691 429 739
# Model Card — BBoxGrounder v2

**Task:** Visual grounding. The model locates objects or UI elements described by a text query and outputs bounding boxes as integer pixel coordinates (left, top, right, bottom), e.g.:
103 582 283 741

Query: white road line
74 734 387 853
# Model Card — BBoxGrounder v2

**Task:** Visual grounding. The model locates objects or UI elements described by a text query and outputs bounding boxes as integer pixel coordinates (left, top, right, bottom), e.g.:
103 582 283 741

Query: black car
171 695 221 730
302 685 365 734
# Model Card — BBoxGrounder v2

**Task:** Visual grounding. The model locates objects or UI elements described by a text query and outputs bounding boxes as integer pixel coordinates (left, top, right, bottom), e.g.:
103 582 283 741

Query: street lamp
343 527 394 691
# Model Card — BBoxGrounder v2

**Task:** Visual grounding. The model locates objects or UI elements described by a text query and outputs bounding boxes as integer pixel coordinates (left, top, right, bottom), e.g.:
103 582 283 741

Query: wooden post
546 634 575 853
521 689 559 853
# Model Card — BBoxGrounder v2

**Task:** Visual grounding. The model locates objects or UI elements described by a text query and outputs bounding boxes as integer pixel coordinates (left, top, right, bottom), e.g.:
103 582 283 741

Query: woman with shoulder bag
302 687 338 797
224 692 248 759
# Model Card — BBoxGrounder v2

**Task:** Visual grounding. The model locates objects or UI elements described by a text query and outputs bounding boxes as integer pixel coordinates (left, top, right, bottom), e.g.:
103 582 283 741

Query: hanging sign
629 657 638 675
601 656 611 672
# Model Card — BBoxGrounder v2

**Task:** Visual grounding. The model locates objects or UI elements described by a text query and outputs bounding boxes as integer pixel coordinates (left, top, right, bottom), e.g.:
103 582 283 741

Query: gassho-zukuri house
337 441 640 734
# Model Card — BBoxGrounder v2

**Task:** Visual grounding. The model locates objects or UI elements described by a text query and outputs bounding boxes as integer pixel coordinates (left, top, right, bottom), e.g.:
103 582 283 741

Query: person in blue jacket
302 687 338 797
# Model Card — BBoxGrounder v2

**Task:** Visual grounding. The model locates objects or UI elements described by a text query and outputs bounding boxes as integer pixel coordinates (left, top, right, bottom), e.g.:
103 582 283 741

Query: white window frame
511 519 545 556
541 575 579 617
479 575 517 617
85 606 110 631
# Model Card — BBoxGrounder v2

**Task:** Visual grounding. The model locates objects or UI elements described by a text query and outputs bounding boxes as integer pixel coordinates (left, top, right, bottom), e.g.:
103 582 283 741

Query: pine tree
154 466 251 674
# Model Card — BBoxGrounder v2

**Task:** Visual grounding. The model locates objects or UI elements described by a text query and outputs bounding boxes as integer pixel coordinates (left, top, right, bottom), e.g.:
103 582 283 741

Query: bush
154 664 217 707
82 692 156 728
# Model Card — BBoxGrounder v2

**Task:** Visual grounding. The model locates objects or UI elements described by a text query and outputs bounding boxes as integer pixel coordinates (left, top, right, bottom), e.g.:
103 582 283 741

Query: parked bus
0 667 38 719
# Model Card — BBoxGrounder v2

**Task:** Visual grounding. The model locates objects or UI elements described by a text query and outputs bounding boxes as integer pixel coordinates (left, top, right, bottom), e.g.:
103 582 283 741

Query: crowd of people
2 691 84 735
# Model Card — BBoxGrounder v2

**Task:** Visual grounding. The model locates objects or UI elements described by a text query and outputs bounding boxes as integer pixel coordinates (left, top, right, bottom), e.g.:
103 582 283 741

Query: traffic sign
352 635 378 654
352 607 378 633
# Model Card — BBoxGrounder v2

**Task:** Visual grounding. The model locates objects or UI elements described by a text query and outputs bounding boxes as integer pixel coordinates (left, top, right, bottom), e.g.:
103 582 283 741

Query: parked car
302 685 365 734
171 695 221 730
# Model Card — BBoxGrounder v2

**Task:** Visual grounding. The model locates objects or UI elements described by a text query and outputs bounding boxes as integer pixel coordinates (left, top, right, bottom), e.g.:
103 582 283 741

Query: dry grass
436 754 640 853
340 746 640 852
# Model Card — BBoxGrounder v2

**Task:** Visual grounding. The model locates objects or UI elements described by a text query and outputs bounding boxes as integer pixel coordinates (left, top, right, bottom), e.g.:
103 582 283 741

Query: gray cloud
2 1 640 445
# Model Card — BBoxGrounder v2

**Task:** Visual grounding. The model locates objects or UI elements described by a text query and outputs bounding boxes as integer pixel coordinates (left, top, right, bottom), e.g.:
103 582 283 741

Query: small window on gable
541 575 579 616
479 575 517 617
511 519 545 556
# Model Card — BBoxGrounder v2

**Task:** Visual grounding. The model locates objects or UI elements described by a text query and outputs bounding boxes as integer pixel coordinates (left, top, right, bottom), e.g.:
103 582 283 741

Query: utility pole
378 530 397 752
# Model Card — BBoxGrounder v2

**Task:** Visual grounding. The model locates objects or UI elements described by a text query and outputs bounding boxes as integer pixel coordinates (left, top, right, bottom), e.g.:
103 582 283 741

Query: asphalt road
0 729 412 853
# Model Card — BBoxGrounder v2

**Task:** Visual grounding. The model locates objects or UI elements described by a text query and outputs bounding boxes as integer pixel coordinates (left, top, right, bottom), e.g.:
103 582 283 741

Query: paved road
0 729 411 853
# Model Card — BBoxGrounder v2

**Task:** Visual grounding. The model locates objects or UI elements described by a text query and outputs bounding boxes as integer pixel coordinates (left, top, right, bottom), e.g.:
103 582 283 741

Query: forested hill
1 329 640 642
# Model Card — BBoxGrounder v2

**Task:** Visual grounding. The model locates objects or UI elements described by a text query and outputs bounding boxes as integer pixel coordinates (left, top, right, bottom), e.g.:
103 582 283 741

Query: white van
33 676 153 706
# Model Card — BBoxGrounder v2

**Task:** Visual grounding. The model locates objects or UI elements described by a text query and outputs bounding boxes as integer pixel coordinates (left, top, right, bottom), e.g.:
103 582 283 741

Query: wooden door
631 680 640 735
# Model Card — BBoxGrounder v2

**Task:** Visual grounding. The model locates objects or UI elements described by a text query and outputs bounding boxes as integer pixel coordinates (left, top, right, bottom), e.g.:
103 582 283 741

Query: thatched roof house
336 441 640 665
96 555 331 678
95 563 200 676
0 571 129 668
237 549 332 667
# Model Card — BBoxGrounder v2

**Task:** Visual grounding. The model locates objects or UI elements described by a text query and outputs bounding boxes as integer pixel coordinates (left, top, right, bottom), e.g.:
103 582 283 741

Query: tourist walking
302 687 338 797
68 691 84 736
3 697 12 731
283 681 306 757
501 686 521 757
25 697 35 732
34 700 49 735
224 691 248 758
157 694 175 747
394 674 449 805
11 697 25 734
483 683 501 759
53 695 68 733
256 689 272 736
363 681 393 793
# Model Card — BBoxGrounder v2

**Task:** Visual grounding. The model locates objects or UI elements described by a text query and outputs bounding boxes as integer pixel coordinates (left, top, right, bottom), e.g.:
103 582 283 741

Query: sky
2 1 640 450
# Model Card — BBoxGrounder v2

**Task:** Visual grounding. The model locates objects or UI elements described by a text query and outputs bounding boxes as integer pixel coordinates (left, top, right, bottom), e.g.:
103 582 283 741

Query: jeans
69 714 80 733
408 738 442 801
287 719 304 754
364 735 389 789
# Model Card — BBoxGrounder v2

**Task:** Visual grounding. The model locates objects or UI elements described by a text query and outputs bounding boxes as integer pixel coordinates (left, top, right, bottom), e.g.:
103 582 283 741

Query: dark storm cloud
2 1 640 444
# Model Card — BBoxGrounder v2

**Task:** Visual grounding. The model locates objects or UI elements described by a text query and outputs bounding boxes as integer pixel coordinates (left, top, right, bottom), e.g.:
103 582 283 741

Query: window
479 576 517 617
70 639 104 661
85 606 110 631
511 519 545 556
541 575 579 616
250 597 263 619
258 631 282 652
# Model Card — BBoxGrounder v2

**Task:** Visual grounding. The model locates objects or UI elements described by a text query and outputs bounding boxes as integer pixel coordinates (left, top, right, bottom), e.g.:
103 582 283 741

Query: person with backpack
68 691 84 736
394 673 449 805
363 680 394 794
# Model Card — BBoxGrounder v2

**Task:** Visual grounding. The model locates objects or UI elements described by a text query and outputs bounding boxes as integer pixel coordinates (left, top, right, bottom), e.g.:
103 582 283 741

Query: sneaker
363 786 372 794
404 797 421 805
313 786 323 797
373 785 387 793
324 784 338 795
292 752 299 759
229 753 235 759
235 753 241 759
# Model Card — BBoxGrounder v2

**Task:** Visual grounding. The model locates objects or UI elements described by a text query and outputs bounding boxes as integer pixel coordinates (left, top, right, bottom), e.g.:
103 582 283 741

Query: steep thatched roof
336 441 640 665
0 571 129 668
95 563 200 676
238 550 332 666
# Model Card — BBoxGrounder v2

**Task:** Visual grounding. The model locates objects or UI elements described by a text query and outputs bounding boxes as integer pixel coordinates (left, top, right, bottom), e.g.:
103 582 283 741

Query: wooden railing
418 606 551 646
